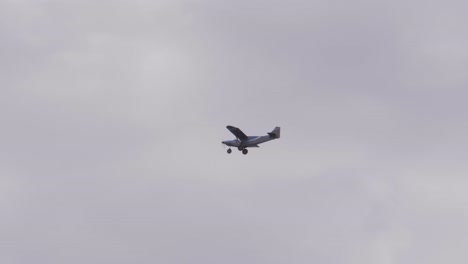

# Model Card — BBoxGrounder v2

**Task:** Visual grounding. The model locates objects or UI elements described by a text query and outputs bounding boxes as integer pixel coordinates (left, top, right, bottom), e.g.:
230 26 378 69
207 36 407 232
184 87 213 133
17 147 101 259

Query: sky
1 0 468 263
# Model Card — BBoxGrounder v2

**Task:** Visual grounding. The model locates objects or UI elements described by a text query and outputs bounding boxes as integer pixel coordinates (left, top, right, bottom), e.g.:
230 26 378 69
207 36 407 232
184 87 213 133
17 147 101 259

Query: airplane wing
226 125 248 141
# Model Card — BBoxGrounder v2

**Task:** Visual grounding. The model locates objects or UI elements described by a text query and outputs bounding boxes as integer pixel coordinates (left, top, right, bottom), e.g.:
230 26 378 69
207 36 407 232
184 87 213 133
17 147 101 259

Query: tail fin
268 127 281 139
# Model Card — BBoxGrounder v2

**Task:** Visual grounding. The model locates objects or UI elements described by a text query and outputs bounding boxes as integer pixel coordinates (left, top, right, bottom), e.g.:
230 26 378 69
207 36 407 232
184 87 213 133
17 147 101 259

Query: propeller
220 138 228 152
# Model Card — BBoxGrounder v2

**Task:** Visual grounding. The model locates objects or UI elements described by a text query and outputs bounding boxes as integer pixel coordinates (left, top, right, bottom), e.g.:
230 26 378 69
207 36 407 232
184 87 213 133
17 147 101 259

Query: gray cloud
1 0 468 263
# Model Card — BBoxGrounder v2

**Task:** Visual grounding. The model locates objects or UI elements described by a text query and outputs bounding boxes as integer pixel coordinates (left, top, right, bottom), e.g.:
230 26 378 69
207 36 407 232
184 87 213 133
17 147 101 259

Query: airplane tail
268 127 281 139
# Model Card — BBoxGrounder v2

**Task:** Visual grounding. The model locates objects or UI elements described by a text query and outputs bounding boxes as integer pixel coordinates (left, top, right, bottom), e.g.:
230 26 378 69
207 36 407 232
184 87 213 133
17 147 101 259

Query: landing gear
226 147 248 155
238 147 244 151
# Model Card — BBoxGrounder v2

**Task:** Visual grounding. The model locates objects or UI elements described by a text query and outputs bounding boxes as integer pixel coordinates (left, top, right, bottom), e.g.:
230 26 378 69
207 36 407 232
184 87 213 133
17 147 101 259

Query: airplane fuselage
222 135 275 148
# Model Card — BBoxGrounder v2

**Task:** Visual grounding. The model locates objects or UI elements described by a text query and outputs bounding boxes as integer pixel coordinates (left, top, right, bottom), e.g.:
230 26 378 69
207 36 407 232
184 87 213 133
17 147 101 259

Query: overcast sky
1 0 468 263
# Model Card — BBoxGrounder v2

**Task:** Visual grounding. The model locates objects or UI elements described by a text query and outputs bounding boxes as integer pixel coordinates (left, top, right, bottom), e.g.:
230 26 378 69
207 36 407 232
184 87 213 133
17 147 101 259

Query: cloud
1 0 468 263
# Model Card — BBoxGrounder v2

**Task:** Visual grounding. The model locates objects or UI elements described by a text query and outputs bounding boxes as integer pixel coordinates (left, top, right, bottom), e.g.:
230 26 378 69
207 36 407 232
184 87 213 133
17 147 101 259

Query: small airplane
222 125 281 154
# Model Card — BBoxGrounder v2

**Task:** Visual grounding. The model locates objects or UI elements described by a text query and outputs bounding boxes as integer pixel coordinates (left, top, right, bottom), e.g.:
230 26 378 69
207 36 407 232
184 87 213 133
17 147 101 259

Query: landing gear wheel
242 149 248 155
227 149 232 154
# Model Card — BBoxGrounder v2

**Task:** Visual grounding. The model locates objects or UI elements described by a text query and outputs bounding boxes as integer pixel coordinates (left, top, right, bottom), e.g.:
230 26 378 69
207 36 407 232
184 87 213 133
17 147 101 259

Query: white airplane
222 125 281 155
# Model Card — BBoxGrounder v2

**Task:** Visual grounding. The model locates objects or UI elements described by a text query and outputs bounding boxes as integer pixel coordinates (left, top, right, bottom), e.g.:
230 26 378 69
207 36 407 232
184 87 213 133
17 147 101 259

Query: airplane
222 125 281 155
